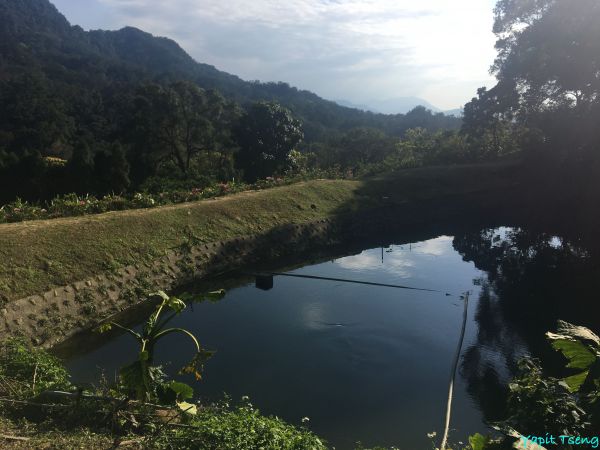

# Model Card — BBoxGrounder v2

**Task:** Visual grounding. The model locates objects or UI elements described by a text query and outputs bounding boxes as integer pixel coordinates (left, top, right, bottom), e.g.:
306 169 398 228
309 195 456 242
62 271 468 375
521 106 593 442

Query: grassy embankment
0 180 357 304
0 161 519 305
0 161 519 448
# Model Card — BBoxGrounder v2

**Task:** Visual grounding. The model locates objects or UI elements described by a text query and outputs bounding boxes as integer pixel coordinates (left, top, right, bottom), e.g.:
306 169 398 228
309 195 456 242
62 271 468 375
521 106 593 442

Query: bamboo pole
440 292 469 450
248 271 445 293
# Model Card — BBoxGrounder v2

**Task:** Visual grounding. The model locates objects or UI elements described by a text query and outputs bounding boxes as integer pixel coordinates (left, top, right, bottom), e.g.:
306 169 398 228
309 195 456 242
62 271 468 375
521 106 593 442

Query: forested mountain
0 0 460 142
0 0 464 203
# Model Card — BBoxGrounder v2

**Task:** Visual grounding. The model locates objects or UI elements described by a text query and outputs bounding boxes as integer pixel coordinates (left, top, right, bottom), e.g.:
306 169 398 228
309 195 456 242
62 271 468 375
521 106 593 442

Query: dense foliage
0 0 462 204
0 171 347 223
2 0 599 206
463 0 600 167
234 102 304 182
464 321 600 450
0 337 71 399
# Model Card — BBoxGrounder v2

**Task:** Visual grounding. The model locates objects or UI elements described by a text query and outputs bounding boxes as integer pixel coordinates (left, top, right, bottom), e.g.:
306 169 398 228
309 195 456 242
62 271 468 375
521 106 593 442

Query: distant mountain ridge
0 0 461 141
335 97 462 116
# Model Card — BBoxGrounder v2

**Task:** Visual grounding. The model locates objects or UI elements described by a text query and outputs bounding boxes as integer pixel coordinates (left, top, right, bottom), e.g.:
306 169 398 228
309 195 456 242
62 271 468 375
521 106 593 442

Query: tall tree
67 139 95 194
462 86 518 158
336 128 395 167
0 74 74 157
130 82 233 177
234 102 303 182
93 142 130 194
493 0 600 114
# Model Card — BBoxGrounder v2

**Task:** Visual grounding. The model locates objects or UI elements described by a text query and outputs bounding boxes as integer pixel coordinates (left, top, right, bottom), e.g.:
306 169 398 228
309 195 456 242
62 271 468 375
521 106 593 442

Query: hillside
0 0 460 143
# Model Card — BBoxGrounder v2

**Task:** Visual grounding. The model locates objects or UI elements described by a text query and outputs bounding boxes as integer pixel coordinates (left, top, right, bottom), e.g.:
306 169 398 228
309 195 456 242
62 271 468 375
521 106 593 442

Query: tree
493 0 600 113
458 0 600 164
130 82 233 177
67 139 95 194
462 86 518 158
93 142 130 194
234 102 303 182
336 128 395 167
0 74 74 157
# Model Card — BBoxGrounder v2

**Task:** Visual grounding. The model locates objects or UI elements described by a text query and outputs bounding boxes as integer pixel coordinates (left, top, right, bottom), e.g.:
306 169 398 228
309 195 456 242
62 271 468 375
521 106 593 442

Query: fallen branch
0 397 71 409
0 434 30 441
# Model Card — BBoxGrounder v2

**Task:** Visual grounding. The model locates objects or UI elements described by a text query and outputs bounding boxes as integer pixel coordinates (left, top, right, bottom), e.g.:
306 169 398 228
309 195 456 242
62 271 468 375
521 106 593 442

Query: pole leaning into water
440 291 469 450
249 272 443 293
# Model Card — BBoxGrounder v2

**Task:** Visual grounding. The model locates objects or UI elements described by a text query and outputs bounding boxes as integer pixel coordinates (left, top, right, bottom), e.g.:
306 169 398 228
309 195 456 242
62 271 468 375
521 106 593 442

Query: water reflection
453 227 600 423
59 226 600 449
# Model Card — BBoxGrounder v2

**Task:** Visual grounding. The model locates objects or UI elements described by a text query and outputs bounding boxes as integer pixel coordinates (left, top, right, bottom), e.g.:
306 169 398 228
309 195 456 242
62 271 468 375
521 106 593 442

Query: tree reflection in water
453 227 600 423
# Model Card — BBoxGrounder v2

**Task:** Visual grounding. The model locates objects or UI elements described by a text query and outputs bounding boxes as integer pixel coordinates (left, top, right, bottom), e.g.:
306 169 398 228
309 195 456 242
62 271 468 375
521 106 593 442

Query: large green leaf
547 321 600 392
177 401 197 415
166 296 186 313
469 433 490 450
166 381 194 400
552 321 600 348
550 339 596 370
563 370 589 393
501 428 547 450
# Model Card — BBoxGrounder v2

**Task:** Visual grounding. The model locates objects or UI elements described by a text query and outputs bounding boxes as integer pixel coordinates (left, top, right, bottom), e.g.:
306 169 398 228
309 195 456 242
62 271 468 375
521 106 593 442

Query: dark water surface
62 226 600 449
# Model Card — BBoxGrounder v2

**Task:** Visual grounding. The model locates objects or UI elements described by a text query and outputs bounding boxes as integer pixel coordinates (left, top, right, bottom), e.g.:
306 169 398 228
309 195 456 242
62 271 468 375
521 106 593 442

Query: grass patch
0 180 359 301
0 338 71 399
0 161 519 302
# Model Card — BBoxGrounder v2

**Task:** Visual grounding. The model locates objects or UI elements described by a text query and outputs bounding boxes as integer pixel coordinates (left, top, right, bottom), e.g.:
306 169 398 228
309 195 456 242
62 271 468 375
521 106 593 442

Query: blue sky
52 0 498 110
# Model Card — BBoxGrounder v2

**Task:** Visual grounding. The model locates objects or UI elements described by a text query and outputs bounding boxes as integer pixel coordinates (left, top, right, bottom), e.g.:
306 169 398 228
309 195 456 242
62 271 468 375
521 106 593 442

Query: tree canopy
234 102 303 182
129 82 239 177
462 0 600 164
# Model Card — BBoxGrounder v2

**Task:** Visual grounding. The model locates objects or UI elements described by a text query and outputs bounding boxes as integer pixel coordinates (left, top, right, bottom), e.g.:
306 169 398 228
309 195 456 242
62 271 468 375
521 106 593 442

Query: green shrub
0 338 71 398
503 358 589 434
150 400 327 450
0 171 347 224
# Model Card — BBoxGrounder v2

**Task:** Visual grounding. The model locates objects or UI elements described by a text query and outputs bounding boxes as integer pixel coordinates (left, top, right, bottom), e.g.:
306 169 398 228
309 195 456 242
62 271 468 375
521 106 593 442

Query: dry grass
0 417 116 449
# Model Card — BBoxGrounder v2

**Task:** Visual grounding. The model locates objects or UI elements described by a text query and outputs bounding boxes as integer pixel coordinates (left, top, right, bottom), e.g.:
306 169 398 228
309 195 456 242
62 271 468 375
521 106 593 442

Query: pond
60 225 600 449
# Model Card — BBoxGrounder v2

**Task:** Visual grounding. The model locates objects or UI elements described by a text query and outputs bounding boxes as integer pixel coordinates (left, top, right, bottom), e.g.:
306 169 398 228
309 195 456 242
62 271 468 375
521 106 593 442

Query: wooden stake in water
440 291 469 450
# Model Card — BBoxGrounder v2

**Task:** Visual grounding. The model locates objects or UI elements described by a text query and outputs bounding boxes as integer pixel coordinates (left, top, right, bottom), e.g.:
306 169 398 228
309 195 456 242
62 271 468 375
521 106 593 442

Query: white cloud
335 251 414 277
54 0 499 109
415 235 453 256
335 235 455 276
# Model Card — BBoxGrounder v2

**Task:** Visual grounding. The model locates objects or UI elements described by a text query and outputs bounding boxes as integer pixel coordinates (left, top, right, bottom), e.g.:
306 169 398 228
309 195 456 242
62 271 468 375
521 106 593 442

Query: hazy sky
52 0 498 110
